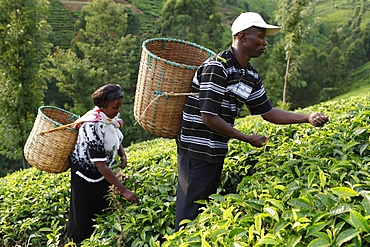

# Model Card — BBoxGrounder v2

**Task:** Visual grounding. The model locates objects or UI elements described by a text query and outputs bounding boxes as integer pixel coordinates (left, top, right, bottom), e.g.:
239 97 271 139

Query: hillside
1 92 369 246
333 61 370 100
60 0 131 11
57 0 366 34
315 0 370 31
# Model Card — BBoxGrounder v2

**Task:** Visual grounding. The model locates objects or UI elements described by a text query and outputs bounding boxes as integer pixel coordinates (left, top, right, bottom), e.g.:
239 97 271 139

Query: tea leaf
287 234 301 247
306 222 327 237
114 223 122 232
352 128 367 136
362 195 370 215
329 204 352 215
335 228 359 246
319 168 326 189
314 193 335 209
229 228 246 238
311 212 330 224
307 238 330 247
288 198 313 210
256 236 279 246
264 207 279 221
349 210 370 232
255 215 262 236
343 141 360 151
266 199 285 211
273 220 290 235
360 142 369 156
210 194 226 203
149 236 157 247
225 193 242 202
308 172 315 188
331 187 358 198
248 225 254 241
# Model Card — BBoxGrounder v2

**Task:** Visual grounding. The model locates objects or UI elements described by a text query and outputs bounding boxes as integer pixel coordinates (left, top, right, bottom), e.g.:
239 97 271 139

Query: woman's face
101 98 123 118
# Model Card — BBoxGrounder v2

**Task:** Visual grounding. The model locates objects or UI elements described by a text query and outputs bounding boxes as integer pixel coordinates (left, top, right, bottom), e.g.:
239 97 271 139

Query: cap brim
232 24 281 36
266 27 281 35
254 24 281 35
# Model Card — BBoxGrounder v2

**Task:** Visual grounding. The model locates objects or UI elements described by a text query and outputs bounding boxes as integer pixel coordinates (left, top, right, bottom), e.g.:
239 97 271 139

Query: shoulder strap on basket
208 51 232 84
207 51 227 64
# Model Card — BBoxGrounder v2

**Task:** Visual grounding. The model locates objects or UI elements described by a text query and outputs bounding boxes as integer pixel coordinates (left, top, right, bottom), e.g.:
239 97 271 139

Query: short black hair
92 84 123 108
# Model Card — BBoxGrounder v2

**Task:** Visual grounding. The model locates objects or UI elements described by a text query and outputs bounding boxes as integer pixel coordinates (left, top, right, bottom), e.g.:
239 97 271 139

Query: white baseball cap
231 12 281 36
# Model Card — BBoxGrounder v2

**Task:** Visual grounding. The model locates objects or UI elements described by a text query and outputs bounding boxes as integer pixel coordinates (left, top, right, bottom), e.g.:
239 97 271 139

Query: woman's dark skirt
66 164 110 244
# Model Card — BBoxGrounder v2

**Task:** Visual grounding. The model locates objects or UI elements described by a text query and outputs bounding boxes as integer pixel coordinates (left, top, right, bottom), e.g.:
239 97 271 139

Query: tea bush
162 96 370 246
0 168 70 246
0 94 369 246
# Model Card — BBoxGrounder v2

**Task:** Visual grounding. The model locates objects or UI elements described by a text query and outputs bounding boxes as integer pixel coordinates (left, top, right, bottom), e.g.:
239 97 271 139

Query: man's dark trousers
175 149 224 231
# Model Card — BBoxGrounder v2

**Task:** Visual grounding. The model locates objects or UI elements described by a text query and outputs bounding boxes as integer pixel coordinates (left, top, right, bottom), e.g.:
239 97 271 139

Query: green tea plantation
1 94 369 246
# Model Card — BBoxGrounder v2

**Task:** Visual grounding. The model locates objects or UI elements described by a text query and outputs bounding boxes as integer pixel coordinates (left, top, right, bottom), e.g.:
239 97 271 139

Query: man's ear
238 32 248 43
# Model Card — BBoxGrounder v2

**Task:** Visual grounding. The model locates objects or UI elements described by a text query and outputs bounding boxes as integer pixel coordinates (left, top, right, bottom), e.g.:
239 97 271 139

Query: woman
66 84 140 244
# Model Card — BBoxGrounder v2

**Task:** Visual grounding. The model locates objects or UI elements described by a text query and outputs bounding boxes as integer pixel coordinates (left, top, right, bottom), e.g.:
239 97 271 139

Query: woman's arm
95 161 140 204
117 144 127 169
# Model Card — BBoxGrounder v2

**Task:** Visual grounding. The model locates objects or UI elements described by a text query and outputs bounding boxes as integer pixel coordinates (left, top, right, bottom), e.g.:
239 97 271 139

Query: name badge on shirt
227 82 253 100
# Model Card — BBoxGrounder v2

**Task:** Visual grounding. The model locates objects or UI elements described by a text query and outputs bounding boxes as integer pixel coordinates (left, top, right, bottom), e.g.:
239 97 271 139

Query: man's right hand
246 134 268 147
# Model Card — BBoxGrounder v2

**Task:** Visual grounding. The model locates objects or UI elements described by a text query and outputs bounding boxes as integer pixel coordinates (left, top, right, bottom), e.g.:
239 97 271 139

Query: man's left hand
308 113 329 127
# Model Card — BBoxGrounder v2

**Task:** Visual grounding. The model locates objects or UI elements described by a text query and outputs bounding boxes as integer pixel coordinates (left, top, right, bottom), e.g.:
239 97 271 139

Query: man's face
240 27 268 58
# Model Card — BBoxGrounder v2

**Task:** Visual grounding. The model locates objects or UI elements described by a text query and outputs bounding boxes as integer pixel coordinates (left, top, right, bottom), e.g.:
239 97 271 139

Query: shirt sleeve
243 65 272 115
246 84 273 115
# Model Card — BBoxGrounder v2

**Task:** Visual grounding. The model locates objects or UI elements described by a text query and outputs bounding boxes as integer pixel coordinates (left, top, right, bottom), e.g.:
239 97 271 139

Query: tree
276 0 314 103
362 22 370 60
263 41 286 106
47 0 148 146
345 38 366 70
0 0 51 166
156 0 225 52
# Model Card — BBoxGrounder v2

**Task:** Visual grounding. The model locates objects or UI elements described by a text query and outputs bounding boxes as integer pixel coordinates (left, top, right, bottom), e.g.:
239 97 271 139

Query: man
175 12 329 231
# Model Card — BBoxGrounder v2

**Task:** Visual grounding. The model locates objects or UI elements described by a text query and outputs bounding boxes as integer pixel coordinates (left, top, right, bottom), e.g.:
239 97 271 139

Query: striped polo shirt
177 47 272 163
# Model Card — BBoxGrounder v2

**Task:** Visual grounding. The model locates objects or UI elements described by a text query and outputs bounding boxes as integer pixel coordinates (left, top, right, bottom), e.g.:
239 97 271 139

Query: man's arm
202 113 267 147
262 108 329 127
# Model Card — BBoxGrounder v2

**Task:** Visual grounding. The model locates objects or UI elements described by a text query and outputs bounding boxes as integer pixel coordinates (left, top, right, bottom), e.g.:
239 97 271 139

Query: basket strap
39 121 83 136
135 91 198 125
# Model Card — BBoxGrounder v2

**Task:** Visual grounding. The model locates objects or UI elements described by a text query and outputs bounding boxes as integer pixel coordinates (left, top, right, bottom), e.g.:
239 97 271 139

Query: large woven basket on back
134 38 215 138
24 106 79 173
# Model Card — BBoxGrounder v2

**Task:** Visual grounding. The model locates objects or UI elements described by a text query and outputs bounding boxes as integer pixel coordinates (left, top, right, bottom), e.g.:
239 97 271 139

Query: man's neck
231 45 250 68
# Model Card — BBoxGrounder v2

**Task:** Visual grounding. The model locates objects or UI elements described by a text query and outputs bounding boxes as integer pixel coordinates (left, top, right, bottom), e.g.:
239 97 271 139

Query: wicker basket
24 106 79 173
134 38 215 138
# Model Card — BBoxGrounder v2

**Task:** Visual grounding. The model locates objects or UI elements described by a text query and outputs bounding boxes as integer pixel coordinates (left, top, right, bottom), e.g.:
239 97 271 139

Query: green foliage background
0 0 370 245
0 0 369 173
1 93 369 246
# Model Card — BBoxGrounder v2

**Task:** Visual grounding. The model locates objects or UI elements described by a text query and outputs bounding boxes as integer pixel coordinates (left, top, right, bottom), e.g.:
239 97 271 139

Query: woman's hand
115 170 128 181
119 154 127 169
96 161 139 204
120 188 140 205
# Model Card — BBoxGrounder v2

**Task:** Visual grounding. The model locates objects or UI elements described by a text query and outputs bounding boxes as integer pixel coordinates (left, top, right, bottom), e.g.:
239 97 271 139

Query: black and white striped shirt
177 47 272 163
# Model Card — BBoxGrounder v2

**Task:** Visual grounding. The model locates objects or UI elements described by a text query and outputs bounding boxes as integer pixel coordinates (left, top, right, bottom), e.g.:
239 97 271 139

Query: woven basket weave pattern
24 106 78 173
134 38 215 138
